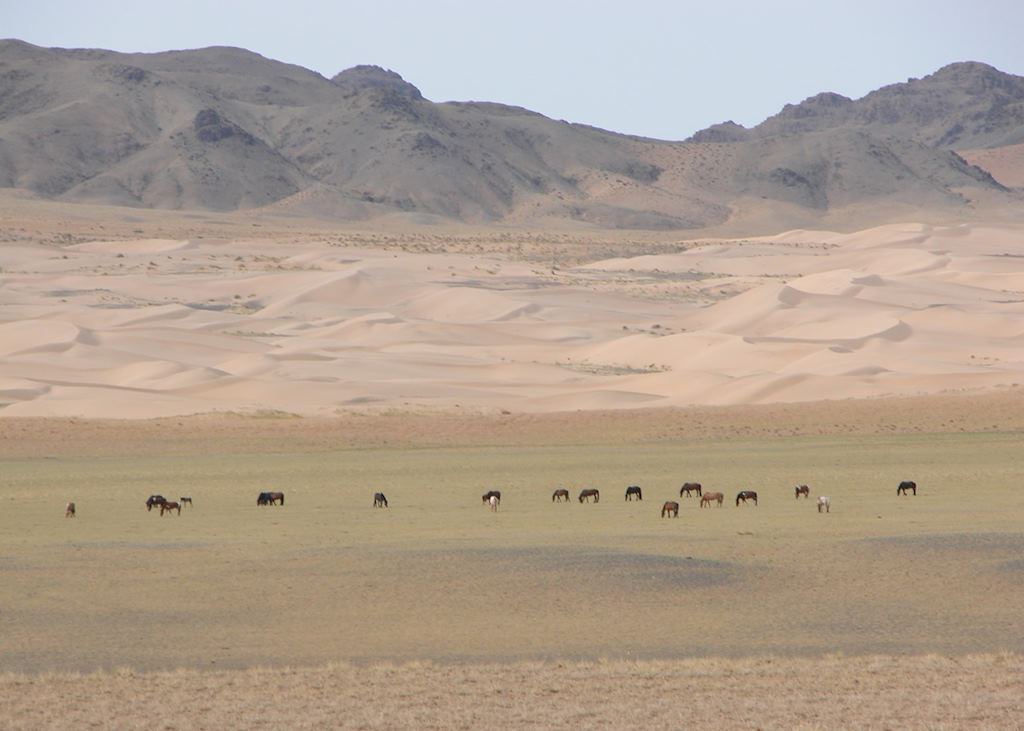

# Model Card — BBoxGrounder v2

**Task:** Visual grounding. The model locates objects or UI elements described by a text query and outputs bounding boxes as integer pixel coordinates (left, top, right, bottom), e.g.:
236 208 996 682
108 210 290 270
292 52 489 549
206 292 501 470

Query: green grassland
2 431 1023 672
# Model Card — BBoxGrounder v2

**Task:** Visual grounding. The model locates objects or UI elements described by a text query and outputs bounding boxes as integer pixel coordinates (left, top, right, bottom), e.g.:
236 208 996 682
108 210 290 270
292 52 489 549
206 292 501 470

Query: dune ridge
2 222 1024 417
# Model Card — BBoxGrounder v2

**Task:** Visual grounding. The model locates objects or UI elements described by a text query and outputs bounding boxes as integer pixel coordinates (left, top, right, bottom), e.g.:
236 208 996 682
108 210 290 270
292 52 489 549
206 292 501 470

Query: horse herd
475 479 919 517
63 480 919 518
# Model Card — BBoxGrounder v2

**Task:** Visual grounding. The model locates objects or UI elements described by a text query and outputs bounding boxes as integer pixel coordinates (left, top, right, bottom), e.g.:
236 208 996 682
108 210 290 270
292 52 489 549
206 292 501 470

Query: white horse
817 496 831 513
488 494 499 512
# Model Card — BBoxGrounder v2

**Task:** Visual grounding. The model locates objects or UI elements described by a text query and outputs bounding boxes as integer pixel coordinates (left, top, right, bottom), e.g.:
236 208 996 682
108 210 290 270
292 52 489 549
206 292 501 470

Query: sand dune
3 221 1024 417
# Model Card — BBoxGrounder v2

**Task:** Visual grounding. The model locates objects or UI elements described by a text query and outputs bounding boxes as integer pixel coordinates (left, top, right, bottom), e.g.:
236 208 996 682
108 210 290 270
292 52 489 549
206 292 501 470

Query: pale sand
2 218 1024 418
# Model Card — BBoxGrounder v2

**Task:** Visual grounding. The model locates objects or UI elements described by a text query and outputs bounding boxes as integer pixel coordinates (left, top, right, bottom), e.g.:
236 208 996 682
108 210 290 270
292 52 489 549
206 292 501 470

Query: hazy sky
4 1 1022 140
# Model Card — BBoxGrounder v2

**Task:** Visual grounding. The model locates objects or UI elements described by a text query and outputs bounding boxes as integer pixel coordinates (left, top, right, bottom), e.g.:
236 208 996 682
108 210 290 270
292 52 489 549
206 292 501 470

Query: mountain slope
0 40 1018 229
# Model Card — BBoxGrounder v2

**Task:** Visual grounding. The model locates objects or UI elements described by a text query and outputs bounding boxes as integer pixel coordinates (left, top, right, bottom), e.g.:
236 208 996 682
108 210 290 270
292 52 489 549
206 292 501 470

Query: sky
3 0 1022 140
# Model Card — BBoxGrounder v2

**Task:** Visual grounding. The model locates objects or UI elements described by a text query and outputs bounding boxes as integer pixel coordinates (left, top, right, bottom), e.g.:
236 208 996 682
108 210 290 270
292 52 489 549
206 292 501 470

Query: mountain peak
330 65 423 100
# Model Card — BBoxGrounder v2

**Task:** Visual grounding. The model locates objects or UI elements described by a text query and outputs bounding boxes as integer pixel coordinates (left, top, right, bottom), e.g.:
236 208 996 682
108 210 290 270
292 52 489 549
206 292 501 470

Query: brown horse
373 492 388 508
897 480 917 496
700 492 724 508
552 488 570 502
625 486 642 501
482 490 501 505
735 490 758 506
65 502 76 518
578 488 600 503
257 492 285 506
679 482 702 498
160 501 181 516
794 485 810 499
661 501 679 518
179 497 193 508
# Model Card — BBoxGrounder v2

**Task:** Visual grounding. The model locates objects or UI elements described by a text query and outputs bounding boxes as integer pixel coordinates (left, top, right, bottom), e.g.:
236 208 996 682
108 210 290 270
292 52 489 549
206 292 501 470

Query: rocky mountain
690 62 1024 150
0 40 1019 230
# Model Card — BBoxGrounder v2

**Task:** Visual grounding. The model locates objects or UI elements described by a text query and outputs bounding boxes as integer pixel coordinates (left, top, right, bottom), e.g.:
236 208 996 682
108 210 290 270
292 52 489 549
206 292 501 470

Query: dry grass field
2 408 1024 727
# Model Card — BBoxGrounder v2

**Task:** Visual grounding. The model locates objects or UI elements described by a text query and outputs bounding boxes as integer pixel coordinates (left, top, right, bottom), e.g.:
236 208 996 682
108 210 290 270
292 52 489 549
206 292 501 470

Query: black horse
679 482 702 498
625 485 642 501
482 490 501 505
145 495 166 512
897 480 917 496
257 491 285 506
373 492 388 508
735 490 758 506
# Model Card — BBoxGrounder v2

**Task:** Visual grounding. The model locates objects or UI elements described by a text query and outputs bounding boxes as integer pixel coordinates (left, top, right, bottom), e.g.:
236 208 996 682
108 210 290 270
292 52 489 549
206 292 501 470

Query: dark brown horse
735 491 758 506
160 501 181 516
661 501 679 518
257 491 285 506
179 497 193 508
145 495 166 512
578 488 600 503
625 485 642 501
65 501 76 518
373 492 388 508
897 480 917 496
700 492 724 508
794 485 810 499
482 490 501 505
679 482 702 498
552 488 570 502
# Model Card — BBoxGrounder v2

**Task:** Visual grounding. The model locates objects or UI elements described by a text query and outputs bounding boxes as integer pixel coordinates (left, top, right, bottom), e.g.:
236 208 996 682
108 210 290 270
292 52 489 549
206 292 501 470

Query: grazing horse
160 501 181 516
679 482 702 498
257 491 285 506
488 495 499 512
661 501 679 518
145 495 166 512
700 492 724 508
578 488 600 503
817 496 831 513
735 490 758 506
794 485 810 499
373 492 388 508
179 497 193 508
65 502 76 518
482 490 501 505
552 488 570 502
897 480 917 496
625 485 642 501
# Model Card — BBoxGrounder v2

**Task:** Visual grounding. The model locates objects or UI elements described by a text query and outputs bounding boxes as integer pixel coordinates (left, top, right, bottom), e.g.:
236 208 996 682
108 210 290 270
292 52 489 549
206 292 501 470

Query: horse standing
552 488 570 502
735 491 758 506
160 501 181 516
373 492 388 508
794 485 810 499
179 497 193 508
482 490 501 505
578 489 600 503
679 482 702 498
897 480 917 496
625 486 642 501
145 495 166 512
817 496 831 513
488 495 499 512
65 502 76 518
700 492 724 508
661 501 679 518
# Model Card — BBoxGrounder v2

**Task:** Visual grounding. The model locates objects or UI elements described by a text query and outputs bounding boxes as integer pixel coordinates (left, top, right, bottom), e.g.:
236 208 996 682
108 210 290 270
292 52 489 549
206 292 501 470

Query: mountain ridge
0 40 1020 230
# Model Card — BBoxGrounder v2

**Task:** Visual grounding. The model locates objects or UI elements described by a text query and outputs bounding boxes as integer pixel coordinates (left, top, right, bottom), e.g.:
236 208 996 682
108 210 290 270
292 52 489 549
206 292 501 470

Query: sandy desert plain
2 195 1024 728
